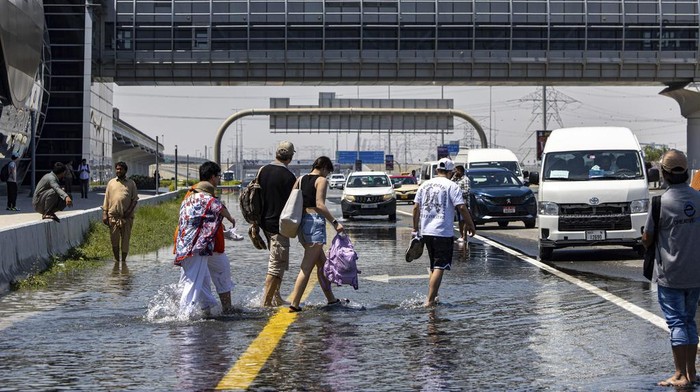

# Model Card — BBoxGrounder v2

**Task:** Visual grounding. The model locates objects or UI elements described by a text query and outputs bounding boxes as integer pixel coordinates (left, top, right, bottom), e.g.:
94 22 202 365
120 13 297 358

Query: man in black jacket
257 141 297 306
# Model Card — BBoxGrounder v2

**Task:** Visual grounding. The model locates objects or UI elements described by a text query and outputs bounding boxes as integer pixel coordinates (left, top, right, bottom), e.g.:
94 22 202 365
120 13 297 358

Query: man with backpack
4 153 20 211
77 158 90 198
411 158 476 307
257 141 297 307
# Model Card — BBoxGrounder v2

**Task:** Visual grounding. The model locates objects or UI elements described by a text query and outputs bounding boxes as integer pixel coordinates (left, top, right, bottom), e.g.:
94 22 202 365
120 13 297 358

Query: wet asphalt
0 190 683 391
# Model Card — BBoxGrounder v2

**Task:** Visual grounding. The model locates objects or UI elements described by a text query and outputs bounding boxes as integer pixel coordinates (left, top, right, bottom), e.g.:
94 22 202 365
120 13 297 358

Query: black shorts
423 235 453 271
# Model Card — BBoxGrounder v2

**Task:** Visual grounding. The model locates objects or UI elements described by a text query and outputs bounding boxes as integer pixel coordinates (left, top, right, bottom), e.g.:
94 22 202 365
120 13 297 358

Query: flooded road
0 192 681 391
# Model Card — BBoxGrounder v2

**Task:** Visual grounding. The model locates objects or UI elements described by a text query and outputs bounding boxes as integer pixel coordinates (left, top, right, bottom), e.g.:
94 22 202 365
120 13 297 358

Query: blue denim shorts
658 285 700 346
299 213 327 245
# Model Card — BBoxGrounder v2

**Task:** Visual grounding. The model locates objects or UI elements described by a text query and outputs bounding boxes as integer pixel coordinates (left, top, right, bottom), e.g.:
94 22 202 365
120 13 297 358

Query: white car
328 173 346 189
341 171 397 221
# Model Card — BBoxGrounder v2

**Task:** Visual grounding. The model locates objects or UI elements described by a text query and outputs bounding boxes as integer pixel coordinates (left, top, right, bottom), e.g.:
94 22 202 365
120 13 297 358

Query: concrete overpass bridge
112 109 163 177
90 0 700 167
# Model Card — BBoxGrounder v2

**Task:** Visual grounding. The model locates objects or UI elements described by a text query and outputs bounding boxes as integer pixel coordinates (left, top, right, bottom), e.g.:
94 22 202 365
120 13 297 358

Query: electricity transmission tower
519 87 579 132
517 87 579 164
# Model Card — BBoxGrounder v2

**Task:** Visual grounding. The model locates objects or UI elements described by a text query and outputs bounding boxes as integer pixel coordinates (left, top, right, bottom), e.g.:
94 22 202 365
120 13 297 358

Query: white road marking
364 274 429 283
475 235 669 332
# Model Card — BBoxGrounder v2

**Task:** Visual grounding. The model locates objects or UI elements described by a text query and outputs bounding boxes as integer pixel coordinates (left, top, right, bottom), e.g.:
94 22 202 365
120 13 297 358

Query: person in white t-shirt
412 157 476 307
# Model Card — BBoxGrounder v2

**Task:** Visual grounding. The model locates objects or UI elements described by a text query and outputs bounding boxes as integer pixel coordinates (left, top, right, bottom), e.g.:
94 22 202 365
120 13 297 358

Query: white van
454 148 526 184
533 127 649 260
418 160 439 185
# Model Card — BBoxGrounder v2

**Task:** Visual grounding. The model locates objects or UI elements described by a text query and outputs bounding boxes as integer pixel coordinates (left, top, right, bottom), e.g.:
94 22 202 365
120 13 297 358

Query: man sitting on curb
33 162 73 222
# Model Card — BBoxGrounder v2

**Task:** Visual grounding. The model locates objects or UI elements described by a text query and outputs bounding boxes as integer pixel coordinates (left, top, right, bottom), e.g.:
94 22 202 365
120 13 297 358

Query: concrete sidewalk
0 187 159 230
0 186 178 292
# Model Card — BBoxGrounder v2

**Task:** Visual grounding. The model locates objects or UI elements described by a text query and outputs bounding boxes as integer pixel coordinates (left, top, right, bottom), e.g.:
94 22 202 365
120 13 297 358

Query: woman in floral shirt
174 161 235 319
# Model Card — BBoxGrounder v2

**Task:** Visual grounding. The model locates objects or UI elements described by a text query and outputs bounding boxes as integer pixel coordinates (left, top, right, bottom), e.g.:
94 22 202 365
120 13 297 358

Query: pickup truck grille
558 203 632 231
356 195 384 203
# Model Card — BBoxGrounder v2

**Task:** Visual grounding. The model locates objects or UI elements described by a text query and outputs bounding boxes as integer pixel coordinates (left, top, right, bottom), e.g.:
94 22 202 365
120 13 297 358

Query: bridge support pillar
660 84 700 170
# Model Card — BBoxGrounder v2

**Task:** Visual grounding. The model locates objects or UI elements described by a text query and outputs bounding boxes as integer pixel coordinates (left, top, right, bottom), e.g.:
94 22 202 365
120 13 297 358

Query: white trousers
206 252 234 294
179 254 219 319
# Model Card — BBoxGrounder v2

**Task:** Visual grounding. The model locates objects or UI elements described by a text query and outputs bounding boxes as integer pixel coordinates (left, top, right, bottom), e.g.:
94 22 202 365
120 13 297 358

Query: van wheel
523 219 536 229
388 213 396 221
498 221 509 228
539 245 553 261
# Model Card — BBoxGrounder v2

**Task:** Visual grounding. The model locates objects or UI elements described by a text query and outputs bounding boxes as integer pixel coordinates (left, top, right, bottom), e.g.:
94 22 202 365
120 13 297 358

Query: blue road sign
337 151 357 164
446 143 460 157
336 150 385 164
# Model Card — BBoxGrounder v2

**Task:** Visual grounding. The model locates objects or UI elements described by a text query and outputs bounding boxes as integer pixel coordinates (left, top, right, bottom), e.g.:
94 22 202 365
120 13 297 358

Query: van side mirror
528 171 540 185
647 167 660 183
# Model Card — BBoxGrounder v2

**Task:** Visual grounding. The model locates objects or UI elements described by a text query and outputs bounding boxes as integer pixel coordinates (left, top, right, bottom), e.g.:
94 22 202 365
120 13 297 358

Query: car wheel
388 213 396 221
539 244 553 261
633 245 645 257
498 221 509 228
523 219 536 228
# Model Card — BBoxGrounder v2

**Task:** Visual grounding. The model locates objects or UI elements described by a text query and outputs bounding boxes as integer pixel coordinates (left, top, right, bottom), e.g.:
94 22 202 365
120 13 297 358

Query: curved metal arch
214 108 486 165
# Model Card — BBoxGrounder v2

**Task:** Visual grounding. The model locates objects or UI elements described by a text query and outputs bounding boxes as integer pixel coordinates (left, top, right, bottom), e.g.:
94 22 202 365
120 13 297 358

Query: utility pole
542 86 547 131
174 145 178 189
155 135 159 195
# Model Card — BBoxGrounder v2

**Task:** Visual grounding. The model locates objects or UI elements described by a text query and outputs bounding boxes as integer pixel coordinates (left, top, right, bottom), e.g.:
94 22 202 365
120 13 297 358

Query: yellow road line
217 225 353 390
215 260 318 390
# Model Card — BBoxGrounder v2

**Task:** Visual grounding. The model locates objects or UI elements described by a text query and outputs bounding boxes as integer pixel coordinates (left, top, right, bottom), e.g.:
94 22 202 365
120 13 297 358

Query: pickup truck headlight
538 201 559 215
382 193 394 201
343 195 355 202
630 199 649 213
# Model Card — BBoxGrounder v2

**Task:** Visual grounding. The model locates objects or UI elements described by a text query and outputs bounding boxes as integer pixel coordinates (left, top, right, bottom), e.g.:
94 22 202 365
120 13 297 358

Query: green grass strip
13 196 182 290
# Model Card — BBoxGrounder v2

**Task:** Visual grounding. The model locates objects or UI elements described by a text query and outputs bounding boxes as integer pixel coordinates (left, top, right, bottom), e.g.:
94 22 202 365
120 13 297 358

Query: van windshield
543 150 644 181
469 161 521 176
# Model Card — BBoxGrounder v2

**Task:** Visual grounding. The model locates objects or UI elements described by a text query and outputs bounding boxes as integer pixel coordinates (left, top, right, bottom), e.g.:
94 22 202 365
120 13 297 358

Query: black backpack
239 167 264 225
0 162 9 182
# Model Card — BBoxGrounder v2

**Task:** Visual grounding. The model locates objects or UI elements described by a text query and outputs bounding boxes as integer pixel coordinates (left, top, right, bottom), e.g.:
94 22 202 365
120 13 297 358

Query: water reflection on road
0 192 677 391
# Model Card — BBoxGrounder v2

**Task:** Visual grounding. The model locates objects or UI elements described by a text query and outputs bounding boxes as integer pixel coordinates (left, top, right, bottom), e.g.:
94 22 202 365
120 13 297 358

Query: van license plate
586 230 606 241
503 206 516 214
362 203 378 209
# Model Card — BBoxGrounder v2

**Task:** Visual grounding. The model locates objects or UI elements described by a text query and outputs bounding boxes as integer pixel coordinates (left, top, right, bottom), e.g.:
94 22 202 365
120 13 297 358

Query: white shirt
414 176 465 237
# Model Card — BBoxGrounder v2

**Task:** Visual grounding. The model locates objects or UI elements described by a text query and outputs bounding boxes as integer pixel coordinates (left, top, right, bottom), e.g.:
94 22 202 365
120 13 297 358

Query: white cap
437 157 455 172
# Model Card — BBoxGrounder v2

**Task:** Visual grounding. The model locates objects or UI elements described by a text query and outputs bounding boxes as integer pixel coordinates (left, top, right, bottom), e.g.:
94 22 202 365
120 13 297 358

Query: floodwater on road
0 193 680 391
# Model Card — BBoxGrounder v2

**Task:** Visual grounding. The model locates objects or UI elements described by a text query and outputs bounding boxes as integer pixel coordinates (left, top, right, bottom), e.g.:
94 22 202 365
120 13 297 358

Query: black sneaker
405 236 424 262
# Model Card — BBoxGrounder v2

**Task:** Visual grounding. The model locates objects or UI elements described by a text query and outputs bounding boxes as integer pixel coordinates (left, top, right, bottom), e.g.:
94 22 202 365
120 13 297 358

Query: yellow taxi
390 175 419 203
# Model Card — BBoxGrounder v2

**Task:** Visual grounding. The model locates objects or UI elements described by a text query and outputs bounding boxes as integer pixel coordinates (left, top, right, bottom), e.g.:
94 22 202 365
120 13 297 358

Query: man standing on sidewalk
411 158 476 307
33 162 73 222
6 153 19 211
643 150 700 388
258 141 297 307
102 162 139 269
